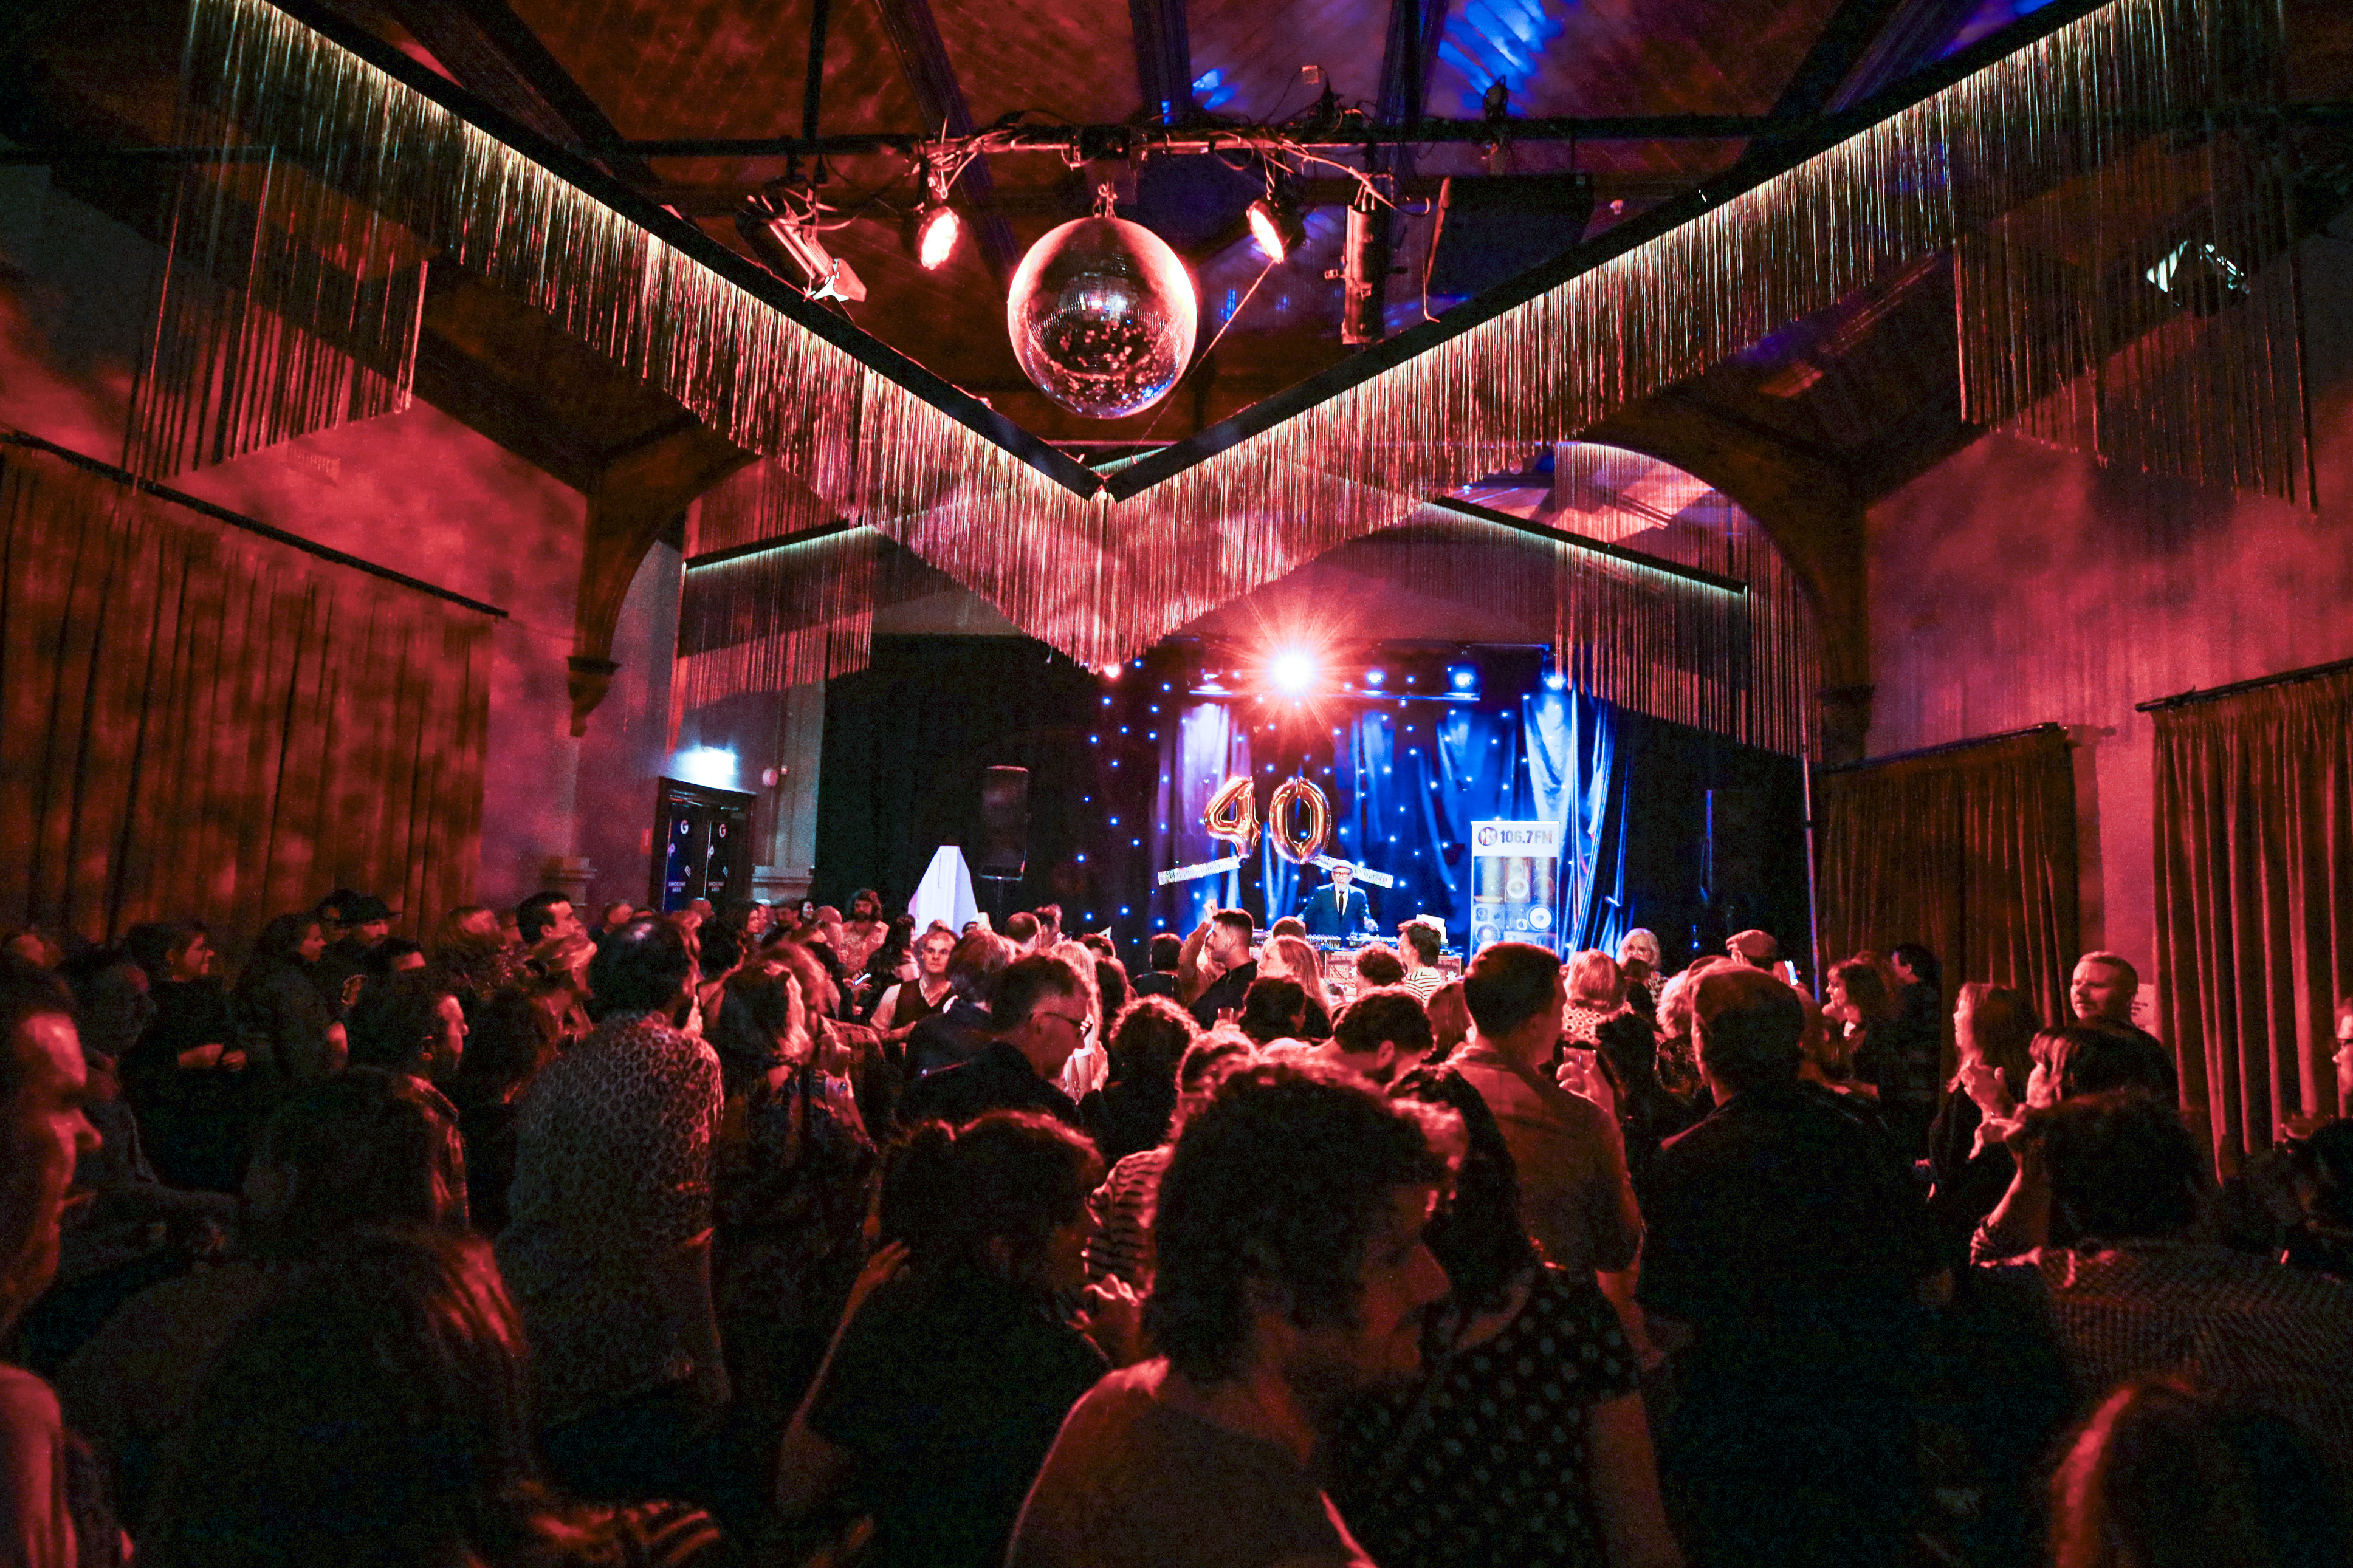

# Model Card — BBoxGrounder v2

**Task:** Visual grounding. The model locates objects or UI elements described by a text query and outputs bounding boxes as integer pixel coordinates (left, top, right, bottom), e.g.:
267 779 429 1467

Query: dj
1300 861 1376 940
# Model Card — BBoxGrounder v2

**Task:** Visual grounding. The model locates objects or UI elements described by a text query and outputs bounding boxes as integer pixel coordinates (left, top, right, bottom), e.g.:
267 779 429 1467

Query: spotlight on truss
911 204 961 270
1246 186 1307 264
1267 647 1319 696
1338 183 1391 344
737 196 867 304
904 160 962 270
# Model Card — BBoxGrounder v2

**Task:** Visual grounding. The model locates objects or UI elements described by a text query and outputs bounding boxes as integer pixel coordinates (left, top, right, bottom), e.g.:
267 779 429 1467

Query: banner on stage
1469 820 1561 955
1157 855 1243 887
1308 855 1396 889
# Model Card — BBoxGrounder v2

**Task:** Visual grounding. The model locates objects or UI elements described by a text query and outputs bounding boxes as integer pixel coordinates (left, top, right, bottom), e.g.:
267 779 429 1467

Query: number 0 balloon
1266 778 1332 864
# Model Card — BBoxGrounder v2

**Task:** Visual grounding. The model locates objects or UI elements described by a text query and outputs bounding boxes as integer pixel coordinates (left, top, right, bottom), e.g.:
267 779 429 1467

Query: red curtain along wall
1815 725 2081 1035
2153 665 2353 1167
0 435 493 945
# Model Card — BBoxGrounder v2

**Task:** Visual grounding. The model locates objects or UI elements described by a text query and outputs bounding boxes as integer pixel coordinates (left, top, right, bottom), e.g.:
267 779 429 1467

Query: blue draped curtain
1146 681 1629 956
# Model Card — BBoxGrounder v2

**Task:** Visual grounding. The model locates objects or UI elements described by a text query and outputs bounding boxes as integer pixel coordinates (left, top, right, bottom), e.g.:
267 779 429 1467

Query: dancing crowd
2 887 2351 1568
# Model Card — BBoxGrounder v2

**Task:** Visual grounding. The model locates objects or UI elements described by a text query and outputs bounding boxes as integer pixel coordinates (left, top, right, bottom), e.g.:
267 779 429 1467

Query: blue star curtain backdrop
817 636 1809 971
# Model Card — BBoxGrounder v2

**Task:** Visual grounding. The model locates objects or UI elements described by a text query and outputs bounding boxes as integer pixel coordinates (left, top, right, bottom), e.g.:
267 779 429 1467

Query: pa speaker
1705 788 1764 900
978 766 1030 879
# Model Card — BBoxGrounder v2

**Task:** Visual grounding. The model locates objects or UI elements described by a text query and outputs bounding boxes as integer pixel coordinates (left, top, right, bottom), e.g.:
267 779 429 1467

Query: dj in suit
1301 864 1375 939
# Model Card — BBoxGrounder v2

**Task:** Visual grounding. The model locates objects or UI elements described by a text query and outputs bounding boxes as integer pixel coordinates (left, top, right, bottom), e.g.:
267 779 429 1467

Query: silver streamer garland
134 0 2302 756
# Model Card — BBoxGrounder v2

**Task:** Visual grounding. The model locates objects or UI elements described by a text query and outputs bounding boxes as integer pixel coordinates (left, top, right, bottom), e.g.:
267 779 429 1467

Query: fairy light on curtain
136 0 2302 689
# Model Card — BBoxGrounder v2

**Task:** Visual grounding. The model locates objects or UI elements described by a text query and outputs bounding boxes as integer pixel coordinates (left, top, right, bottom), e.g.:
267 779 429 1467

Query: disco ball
1005 216 1198 419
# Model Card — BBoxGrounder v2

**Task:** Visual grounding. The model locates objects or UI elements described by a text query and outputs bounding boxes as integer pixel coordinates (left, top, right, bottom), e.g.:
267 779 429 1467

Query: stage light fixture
1338 183 1390 344
1364 668 1386 687
904 159 962 270
1542 668 1568 693
1446 662 1479 694
1246 186 1307 265
912 204 961 269
1268 648 1318 696
736 196 866 304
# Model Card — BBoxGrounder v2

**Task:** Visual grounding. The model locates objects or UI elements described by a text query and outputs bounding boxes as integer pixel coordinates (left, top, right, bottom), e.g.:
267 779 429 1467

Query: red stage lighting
914 204 961 270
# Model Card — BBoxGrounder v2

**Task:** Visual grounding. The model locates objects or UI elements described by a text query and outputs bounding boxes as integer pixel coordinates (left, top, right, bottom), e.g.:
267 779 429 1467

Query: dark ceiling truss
1103 0 2134 499
1374 0 1452 153
865 0 1022 279
1830 0 2009 111
802 0 833 142
1128 0 1197 125
613 113 1856 161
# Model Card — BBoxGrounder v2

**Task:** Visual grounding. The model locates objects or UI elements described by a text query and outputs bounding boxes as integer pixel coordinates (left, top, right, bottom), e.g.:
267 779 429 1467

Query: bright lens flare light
1267 648 1318 696
916 205 961 270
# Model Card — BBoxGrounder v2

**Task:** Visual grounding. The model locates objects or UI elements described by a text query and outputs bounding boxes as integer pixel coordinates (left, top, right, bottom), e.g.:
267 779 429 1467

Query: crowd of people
2 889 2351 1568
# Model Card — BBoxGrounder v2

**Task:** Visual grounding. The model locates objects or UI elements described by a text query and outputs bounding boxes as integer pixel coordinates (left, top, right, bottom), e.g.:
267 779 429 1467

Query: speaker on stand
975 766 1029 926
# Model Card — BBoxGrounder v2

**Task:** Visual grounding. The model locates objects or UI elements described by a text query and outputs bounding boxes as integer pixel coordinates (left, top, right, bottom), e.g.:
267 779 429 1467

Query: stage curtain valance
2153 666 2353 1168
1815 726 2081 1030
0 436 493 944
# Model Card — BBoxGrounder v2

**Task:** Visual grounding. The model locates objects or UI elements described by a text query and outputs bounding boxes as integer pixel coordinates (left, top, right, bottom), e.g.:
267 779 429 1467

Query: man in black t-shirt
1186 911 1257 1029
1639 967 1939 1568
896 954 1088 1131
1128 934 1181 1001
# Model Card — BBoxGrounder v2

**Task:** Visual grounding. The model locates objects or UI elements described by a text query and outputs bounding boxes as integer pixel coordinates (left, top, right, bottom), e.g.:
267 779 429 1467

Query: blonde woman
1254 933 1334 1039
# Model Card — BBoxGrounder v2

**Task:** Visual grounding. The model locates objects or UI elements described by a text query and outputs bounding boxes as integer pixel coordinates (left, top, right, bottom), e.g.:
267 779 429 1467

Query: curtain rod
1813 721 2065 775
2136 654 2353 712
0 431 510 618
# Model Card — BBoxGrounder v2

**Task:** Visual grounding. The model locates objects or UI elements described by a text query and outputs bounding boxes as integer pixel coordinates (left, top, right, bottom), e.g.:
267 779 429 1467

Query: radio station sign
1469 819 1563 955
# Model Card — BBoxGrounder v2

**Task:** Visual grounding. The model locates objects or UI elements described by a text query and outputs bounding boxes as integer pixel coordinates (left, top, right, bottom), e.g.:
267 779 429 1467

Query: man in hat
1726 929 1778 971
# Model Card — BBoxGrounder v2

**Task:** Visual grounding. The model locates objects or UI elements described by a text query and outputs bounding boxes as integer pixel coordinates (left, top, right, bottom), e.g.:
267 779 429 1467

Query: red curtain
2153 667 2353 1167
1816 725 2081 1030
0 437 493 945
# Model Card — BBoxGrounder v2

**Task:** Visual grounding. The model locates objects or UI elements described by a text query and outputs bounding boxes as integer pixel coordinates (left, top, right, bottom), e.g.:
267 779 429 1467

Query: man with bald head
1638 965 1938 1568
2069 951 2139 1027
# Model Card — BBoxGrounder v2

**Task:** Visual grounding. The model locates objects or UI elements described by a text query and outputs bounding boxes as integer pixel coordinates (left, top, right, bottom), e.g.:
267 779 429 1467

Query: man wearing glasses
893 953 1091 1131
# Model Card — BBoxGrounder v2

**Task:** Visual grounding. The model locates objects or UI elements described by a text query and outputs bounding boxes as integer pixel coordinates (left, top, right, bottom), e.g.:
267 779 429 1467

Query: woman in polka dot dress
1329 1066 1684 1568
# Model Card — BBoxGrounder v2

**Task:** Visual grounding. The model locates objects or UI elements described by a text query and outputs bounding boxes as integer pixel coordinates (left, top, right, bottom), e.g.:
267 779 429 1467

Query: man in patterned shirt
1976 1090 2353 1476
496 917 726 1500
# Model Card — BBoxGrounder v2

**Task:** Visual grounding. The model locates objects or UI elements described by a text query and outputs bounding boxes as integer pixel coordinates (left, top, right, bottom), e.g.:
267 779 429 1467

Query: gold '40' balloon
1266 778 1332 865
1203 775 1259 855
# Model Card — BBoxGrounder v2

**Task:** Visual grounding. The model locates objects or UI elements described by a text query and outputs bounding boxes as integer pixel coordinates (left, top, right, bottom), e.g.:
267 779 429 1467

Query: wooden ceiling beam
1827 0 1996 112
1128 0 1197 124
866 0 1022 281
367 0 659 187
1760 0 1911 151
1375 0 1451 134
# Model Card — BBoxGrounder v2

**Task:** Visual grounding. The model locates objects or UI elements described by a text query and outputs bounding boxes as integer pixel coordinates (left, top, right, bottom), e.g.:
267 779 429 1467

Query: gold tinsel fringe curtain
672 529 889 715
139 0 2298 727
679 496 1816 755
0 434 492 942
